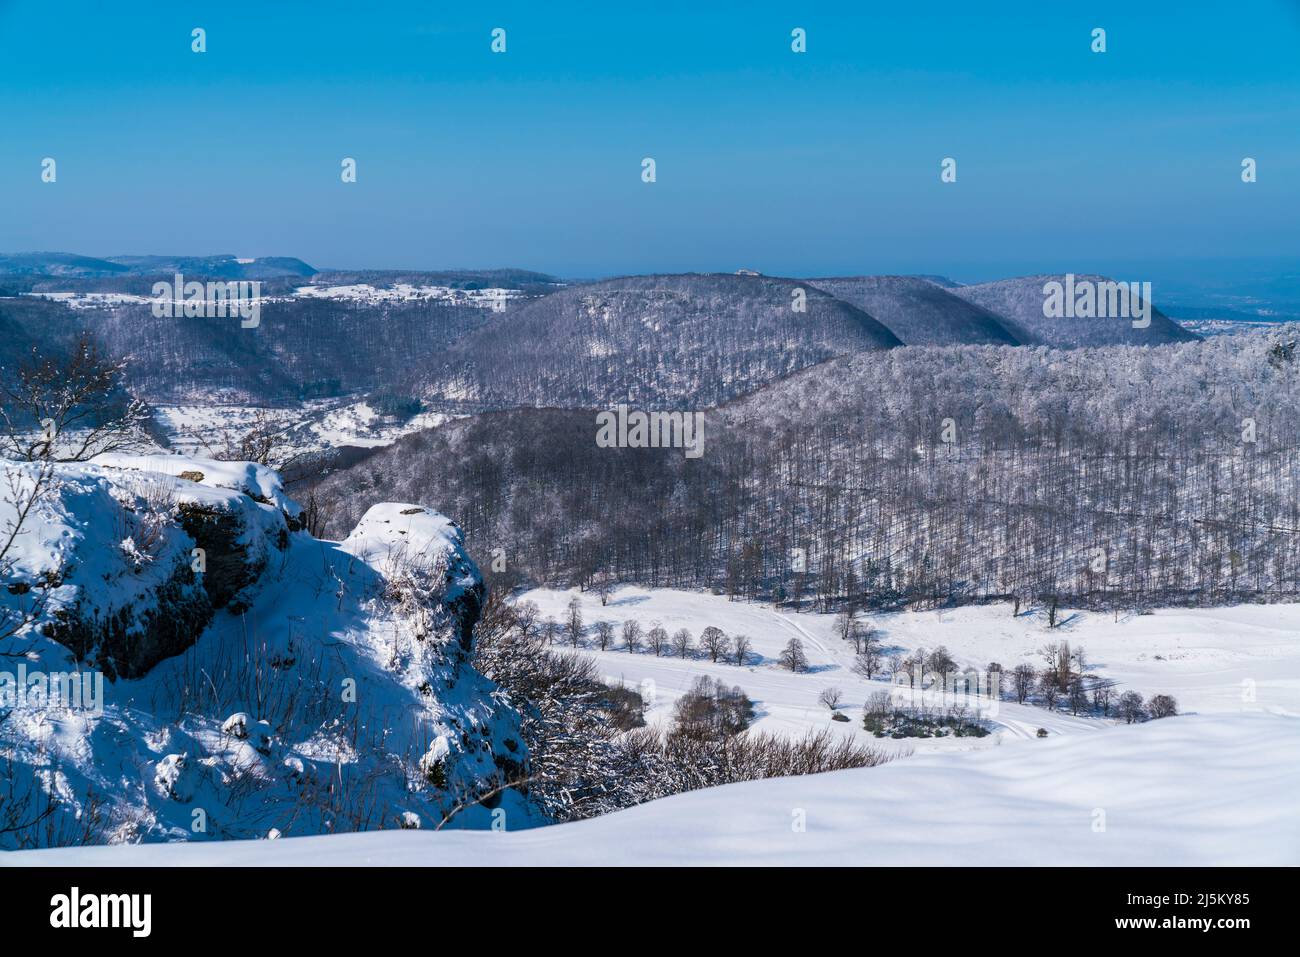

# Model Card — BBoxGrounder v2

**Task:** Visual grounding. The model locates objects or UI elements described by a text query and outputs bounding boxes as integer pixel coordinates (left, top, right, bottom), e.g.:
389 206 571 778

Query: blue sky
1 1 1298 279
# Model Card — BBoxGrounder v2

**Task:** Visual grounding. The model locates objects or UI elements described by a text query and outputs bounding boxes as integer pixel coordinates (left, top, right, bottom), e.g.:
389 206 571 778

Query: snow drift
11 711 1294 866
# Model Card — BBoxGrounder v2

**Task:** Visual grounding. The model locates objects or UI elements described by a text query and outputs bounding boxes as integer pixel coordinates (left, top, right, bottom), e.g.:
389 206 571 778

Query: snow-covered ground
292 283 519 307
11 711 1295 865
7 574 1297 864
513 586 1300 753
156 398 453 458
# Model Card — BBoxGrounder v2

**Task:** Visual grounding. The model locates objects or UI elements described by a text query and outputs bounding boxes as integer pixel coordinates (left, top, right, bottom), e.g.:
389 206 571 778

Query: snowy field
11 712 1295 866
156 399 453 458
9 584 1297 866
514 586 1300 753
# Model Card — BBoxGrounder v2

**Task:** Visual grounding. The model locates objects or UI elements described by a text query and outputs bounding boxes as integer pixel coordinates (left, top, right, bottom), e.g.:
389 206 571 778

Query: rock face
1 455 529 847
3 455 302 679
339 503 485 653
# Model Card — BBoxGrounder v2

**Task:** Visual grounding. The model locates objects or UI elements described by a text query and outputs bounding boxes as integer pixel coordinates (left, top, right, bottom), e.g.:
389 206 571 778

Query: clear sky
1 1 1298 280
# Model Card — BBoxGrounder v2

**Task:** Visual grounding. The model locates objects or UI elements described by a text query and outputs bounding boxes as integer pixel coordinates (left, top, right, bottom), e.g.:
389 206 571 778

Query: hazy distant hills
0 293 493 404
420 272 903 409
1 255 1208 411
806 275 1019 346
949 274 1201 347
0 252 316 279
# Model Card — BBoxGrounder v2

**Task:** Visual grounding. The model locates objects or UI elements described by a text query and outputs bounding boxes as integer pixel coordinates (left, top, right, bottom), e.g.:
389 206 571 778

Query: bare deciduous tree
817 687 843 711
646 624 669 657
1 460 61 654
852 643 882 679
1011 663 1036 704
1038 672 1061 710
699 625 730 662
621 618 642 653
1148 694 1178 719
0 332 148 463
925 646 957 684
1117 690 1146 724
565 597 584 648
731 634 752 666
778 637 808 672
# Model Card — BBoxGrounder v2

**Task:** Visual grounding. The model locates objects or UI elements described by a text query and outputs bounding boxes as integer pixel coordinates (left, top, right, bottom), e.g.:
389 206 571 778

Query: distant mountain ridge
1 261 1204 409
419 272 903 409
806 275 1019 346
948 274 1200 347
0 252 317 279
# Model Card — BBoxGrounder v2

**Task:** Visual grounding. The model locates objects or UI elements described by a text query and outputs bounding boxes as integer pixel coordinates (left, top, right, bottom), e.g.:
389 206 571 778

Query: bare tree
1148 694 1178 719
1038 672 1061 710
621 619 642 653
817 687 843 711
197 408 294 468
699 626 730 663
925 646 957 684
888 653 907 681
646 624 669 657
0 332 148 462
1011 663 1036 704
565 597 584 648
593 620 615 650
1067 676 1089 715
513 601 541 639
670 628 693 659
851 643 882 679
1 460 61 653
1092 678 1117 716
1117 691 1146 724
835 609 858 649
731 634 752 666
541 617 561 645
778 637 808 672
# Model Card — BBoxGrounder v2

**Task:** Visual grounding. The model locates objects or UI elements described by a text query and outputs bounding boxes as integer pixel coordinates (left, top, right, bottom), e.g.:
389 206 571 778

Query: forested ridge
312 330 1300 612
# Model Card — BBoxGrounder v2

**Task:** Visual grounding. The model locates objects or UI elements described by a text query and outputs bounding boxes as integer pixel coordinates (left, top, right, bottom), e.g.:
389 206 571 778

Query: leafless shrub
0 332 149 462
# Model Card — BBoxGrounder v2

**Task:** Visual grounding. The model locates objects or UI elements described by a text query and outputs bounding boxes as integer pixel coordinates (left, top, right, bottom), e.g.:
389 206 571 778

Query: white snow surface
7 575 1298 864
514 586 1300 755
155 398 453 459
10 711 1295 865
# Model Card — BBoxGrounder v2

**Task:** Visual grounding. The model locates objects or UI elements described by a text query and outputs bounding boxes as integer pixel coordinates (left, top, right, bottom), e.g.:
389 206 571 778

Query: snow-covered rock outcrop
2 454 301 679
0 454 529 848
